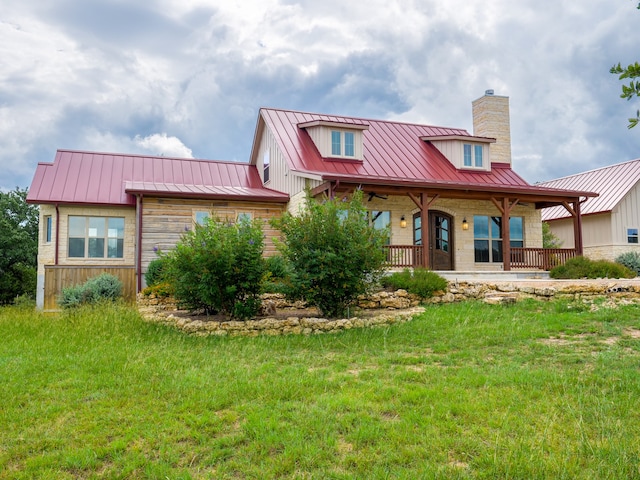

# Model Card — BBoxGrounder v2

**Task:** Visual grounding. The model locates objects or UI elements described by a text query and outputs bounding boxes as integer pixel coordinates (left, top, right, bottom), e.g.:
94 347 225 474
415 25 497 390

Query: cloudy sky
1 0 638 192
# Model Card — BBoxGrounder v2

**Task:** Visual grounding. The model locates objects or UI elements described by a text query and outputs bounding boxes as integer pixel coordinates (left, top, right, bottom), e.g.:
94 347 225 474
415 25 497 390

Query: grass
1 299 639 479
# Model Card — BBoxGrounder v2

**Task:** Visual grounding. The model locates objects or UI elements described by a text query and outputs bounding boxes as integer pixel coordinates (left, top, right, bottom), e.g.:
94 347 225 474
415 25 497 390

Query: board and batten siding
141 197 285 281
611 183 640 244
430 140 491 172
304 125 365 160
256 122 322 204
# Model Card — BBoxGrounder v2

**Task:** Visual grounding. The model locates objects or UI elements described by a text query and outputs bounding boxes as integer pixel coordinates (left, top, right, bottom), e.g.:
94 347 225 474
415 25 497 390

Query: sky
1 0 638 192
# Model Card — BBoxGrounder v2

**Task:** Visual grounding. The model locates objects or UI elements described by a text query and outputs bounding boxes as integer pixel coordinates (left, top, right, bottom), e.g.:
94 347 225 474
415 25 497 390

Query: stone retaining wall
138 281 640 337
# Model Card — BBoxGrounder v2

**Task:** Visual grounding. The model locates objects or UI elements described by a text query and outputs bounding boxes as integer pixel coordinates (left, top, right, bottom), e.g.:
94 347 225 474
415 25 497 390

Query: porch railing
383 245 577 270
510 248 577 270
384 245 424 268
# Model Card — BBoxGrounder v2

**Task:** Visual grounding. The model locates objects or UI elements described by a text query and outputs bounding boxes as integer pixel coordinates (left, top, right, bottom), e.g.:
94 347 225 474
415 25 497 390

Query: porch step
434 271 550 282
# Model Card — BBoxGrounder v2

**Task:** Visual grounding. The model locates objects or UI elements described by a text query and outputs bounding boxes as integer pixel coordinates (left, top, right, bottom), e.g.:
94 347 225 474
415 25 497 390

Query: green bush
381 268 448 299
615 251 640 276
550 256 635 279
145 257 170 287
58 273 123 309
273 190 388 318
164 217 265 319
141 282 174 298
264 255 292 280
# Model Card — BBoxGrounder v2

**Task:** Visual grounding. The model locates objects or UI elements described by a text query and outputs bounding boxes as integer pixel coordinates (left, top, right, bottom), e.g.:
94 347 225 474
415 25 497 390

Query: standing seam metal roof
539 159 640 221
27 150 290 206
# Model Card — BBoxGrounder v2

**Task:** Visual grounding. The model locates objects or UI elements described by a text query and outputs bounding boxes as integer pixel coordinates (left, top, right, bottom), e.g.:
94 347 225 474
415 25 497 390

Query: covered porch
313 179 597 272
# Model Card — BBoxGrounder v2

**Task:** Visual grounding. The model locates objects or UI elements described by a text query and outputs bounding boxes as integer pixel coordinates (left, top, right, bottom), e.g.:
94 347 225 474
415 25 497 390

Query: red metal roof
253 108 594 198
540 159 640 221
27 150 289 206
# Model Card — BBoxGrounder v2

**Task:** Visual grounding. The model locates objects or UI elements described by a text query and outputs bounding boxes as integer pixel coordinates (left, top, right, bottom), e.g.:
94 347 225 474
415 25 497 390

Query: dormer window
331 130 355 157
463 144 484 168
298 120 368 161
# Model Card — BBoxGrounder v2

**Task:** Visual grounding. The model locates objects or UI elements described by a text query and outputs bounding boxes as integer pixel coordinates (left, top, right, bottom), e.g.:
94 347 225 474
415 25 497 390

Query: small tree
273 190 388 318
164 217 265 319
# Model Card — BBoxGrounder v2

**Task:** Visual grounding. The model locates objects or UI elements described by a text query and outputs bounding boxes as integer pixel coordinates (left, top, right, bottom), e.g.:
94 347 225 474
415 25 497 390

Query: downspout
136 194 143 292
55 204 60 265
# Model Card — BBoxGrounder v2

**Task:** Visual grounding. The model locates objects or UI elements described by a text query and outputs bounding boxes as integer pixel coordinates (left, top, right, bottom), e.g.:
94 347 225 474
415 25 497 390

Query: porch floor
433 270 551 282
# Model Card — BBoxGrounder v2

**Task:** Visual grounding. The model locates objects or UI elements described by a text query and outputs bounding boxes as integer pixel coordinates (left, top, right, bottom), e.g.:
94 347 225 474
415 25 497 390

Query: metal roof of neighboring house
539 159 640 221
252 108 596 200
27 150 290 206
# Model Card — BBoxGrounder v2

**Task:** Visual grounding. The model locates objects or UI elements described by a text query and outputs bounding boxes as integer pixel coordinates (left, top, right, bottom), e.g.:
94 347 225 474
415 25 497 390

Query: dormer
422 135 496 172
298 120 369 161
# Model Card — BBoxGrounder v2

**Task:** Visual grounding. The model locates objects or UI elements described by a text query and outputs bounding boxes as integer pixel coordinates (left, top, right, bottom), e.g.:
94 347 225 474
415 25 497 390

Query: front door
430 211 453 270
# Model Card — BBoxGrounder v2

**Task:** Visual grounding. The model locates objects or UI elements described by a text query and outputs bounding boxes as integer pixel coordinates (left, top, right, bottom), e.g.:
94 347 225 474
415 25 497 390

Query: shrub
264 255 292 280
164 217 265 319
273 190 388 318
542 222 563 248
615 251 640 276
381 268 448 299
141 282 174 298
550 256 635 279
145 257 170 287
58 273 123 309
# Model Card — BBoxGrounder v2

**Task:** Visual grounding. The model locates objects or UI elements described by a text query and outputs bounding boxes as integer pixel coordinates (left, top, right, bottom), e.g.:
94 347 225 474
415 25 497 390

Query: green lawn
1 299 639 479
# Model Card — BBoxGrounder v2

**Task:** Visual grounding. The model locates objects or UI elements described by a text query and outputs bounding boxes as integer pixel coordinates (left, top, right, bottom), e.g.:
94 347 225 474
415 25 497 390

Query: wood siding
141 197 286 280
43 265 136 311
612 183 640 244
304 125 365 160
431 140 491 172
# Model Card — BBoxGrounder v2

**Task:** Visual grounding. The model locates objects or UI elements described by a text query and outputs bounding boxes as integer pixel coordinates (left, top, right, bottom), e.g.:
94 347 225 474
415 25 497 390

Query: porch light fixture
400 215 407 228
462 218 469 230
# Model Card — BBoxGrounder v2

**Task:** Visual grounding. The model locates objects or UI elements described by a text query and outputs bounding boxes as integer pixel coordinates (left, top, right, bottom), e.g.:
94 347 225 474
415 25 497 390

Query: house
539 159 640 261
27 91 596 310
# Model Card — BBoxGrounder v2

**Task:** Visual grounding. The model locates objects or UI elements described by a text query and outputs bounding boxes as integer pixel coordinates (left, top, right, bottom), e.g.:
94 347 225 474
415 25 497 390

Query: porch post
502 198 511 271
573 199 583 255
421 193 430 268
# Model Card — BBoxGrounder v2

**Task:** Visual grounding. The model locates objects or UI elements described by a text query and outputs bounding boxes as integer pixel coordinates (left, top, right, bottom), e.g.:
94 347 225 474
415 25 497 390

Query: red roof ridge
259 107 470 134
54 148 241 165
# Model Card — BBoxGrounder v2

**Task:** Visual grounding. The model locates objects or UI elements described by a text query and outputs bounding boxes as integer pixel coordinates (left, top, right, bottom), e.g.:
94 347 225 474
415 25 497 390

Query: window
370 210 391 245
237 212 252 222
44 215 52 243
474 145 483 167
474 216 523 262
195 211 209 225
68 216 124 258
463 144 484 168
463 144 472 167
330 130 356 157
628 228 638 244
263 151 270 183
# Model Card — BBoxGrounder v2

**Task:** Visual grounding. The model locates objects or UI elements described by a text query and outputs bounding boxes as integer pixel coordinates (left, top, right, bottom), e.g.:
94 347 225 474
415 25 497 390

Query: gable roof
251 108 596 201
27 150 289 206
539 159 640 221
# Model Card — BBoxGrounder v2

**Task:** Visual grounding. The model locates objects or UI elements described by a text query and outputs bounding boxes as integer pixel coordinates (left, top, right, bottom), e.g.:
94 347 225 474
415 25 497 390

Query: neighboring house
540 159 640 261
27 91 596 309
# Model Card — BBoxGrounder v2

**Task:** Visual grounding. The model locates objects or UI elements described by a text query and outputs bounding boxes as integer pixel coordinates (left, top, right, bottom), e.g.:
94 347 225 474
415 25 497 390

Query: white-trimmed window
628 228 638 244
331 130 356 158
68 216 124 258
44 215 52 243
263 151 270 183
463 144 484 168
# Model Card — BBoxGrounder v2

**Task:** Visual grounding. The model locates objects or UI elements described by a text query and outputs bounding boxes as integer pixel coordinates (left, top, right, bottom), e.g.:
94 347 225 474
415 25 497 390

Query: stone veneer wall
138 281 640 337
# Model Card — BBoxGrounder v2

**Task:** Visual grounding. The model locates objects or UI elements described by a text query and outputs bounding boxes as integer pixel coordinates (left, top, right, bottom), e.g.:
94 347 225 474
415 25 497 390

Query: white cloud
134 133 194 158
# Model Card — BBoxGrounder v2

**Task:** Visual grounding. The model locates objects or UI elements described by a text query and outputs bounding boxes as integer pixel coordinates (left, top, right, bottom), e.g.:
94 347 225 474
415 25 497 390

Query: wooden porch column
421 193 429 268
561 199 584 256
491 197 519 272
408 192 439 269
573 199 583 255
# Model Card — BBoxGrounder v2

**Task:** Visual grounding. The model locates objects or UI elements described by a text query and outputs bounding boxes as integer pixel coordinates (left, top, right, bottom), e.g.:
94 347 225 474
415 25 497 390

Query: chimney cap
485 89 494 96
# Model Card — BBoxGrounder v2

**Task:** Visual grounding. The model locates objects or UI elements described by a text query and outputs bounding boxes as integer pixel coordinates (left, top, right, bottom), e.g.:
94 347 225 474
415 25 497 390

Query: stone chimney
472 90 512 165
